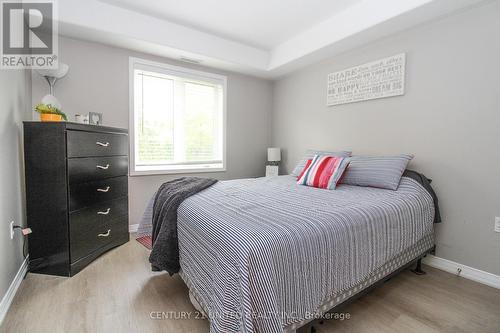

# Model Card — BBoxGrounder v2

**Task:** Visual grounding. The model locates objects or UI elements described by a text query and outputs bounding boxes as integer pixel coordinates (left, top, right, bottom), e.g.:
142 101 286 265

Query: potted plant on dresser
34 103 68 122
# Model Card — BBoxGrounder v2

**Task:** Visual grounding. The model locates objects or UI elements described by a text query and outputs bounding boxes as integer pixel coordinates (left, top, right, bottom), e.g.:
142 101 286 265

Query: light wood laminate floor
2 239 500 333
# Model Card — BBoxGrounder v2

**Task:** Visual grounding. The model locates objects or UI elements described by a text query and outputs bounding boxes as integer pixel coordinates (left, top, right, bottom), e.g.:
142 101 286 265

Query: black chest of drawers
24 122 130 276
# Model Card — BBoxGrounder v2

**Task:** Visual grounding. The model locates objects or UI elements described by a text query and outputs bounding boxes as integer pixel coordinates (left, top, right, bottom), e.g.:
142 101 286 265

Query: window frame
128 57 227 176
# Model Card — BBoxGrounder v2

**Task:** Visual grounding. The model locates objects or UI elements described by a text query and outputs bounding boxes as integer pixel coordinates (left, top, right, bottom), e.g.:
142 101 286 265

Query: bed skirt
181 232 434 333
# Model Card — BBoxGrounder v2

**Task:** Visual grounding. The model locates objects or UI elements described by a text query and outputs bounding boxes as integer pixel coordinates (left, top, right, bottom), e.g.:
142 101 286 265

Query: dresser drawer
68 156 128 184
67 130 128 158
69 176 128 212
70 217 128 263
70 229 129 276
69 198 128 262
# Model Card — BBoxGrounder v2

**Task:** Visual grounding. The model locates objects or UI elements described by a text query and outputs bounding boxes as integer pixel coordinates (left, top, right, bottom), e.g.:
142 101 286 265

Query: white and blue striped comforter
141 175 434 332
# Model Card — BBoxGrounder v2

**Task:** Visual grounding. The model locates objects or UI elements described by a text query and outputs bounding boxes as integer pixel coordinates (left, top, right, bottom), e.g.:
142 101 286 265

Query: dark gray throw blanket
403 169 441 223
149 177 217 275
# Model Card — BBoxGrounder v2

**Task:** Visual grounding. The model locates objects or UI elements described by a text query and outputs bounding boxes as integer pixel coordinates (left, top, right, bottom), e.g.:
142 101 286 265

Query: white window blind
130 58 226 175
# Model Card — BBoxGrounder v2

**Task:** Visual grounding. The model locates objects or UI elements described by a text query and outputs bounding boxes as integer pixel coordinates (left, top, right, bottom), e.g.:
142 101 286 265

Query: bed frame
292 246 435 333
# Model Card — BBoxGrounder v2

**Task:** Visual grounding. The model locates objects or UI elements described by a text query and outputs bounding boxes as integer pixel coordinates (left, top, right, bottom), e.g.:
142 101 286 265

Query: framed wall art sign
327 53 406 106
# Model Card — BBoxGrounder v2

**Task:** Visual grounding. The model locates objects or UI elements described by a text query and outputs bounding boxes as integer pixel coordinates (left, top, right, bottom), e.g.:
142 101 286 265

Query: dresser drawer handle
97 186 110 193
96 164 110 170
98 229 111 237
96 141 110 147
97 208 111 215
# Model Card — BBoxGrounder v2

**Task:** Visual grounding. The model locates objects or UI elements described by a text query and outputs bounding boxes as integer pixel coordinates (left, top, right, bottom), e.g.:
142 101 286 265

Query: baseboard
0 256 29 324
129 223 139 233
423 255 500 289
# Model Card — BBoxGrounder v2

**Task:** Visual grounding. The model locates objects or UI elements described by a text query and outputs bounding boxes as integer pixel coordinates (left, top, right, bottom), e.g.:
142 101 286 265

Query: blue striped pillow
340 155 413 190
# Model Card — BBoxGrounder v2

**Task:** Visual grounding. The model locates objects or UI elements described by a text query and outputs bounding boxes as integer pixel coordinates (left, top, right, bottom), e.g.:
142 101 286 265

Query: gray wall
29 2 500 277
31 36 273 225
272 1 500 275
0 70 31 304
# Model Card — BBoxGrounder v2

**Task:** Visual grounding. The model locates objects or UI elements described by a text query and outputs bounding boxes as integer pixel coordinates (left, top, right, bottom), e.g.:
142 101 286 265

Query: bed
139 174 436 333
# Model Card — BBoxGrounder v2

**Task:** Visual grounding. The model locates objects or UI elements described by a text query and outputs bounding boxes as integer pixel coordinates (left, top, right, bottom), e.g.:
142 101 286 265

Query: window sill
129 167 226 177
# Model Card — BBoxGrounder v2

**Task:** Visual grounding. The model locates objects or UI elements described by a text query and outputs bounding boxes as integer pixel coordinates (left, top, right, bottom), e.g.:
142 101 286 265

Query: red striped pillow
297 155 350 190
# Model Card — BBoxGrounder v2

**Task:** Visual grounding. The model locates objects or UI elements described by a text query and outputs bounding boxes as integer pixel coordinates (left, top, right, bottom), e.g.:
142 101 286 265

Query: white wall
0 70 31 307
31 36 273 225
272 1 500 275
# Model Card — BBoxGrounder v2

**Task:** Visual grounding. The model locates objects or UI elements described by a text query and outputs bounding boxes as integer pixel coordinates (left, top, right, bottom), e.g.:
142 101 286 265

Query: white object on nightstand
267 148 281 162
266 147 281 177
266 165 279 177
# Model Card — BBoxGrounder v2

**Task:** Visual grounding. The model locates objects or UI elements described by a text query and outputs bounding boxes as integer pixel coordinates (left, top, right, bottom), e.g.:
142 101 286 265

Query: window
129 58 226 175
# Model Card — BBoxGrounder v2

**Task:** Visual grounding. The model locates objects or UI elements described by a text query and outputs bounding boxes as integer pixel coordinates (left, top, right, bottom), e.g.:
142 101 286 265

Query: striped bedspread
141 175 435 332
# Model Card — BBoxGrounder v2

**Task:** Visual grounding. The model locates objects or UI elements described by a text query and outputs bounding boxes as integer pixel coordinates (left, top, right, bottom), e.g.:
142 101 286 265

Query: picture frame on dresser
23 122 130 276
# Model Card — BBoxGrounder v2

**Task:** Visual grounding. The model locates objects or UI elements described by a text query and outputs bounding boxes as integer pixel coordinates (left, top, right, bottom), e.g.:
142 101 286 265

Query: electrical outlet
10 221 14 239
495 217 500 233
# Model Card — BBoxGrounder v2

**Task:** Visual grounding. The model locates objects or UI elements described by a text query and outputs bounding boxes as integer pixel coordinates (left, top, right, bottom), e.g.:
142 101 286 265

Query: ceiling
99 0 360 49
56 0 490 78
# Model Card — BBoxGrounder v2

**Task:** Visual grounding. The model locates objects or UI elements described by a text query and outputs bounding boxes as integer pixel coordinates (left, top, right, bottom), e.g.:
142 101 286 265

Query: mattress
142 175 435 332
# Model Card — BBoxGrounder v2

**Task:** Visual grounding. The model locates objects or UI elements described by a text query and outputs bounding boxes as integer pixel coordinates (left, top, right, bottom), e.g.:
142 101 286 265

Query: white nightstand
265 165 279 177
